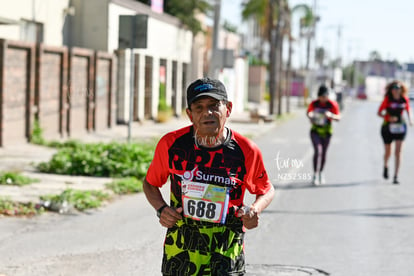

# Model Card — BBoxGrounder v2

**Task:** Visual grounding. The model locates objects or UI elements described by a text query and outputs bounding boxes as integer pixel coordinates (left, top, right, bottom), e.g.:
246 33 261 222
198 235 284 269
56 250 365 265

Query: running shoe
383 167 388 179
393 176 399 185
312 174 319 186
319 172 326 185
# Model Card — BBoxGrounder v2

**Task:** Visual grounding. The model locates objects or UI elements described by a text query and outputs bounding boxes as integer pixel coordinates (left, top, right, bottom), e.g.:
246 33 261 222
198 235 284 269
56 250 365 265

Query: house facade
0 0 117 146
71 0 193 122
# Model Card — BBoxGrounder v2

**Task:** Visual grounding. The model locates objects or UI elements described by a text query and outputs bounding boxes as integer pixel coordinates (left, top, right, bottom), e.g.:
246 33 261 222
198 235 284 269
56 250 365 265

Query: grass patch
30 119 46 145
275 112 297 123
106 177 143 195
40 189 111 212
0 197 43 216
0 171 39 186
36 141 155 179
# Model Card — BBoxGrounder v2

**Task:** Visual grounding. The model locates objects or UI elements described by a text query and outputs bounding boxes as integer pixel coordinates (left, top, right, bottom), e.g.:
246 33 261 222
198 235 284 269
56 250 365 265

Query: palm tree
164 0 212 37
292 4 317 70
315 47 326 68
275 0 290 116
242 0 285 115
284 4 294 113
241 0 269 62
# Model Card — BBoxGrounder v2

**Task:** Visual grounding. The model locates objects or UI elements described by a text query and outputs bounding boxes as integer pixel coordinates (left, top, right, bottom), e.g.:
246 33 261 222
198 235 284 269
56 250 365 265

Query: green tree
284 4 293 113
369 50 382 61
292 3 317 70
222 20 238 33
242 0 289 115
241 0 269 61
136 0 212 37
315 47 326 68
164 0 212 36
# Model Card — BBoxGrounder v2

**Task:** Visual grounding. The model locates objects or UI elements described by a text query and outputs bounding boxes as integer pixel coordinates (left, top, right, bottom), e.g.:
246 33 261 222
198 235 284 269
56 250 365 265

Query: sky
221 0 414 65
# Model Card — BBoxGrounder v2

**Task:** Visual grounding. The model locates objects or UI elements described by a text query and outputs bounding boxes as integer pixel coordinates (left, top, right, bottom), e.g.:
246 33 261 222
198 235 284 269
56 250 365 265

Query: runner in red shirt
377 81 413 184
143 78 275 275
307 84 341 185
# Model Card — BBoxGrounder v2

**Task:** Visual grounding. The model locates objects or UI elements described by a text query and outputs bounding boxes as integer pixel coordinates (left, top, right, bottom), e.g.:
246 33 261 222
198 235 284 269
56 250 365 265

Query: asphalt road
0 99 413 276
247 99 414 275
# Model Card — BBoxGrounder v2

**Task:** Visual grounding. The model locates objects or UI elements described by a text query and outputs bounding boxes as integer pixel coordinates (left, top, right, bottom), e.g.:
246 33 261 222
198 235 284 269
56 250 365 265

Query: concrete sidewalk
0 106 302 204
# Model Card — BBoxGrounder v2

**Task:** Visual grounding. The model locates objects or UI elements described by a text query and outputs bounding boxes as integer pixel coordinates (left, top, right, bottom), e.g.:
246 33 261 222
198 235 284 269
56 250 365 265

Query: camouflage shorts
161 220 245 275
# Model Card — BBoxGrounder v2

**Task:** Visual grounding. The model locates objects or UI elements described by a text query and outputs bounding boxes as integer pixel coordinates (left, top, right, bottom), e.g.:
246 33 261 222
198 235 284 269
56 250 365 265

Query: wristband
156 204 168 218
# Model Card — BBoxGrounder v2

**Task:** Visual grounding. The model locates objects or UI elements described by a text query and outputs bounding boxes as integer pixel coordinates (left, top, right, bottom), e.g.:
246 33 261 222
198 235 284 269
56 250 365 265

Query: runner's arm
404 97 413 126
306 102 315 120
326 111 341 121
406 109 413 126
326 101 341 121
143 178 183 228
143 178 168 211
377 98 388 119
251 185 275 214
241 185 275 229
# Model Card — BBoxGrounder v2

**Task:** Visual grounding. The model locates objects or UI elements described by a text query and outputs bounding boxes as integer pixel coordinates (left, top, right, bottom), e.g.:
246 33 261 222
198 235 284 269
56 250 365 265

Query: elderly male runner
143 77 275 275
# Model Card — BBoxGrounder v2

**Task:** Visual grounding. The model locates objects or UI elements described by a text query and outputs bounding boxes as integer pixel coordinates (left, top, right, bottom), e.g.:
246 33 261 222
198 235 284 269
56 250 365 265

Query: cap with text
186 78 227 107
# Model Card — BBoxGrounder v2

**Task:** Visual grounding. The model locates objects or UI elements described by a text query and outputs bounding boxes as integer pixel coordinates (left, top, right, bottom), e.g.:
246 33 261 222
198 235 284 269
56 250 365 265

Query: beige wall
108 2 192 61
0 0 70 46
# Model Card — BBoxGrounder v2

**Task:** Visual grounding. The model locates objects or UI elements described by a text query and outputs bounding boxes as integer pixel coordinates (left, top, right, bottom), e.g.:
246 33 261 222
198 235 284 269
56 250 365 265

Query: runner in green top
307 84 341 186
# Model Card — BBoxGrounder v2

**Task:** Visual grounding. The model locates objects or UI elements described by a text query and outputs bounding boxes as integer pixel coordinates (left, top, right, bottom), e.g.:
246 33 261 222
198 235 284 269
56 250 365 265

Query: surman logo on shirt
194 170 236 185
178 167 236 186
179 166 236 186
182 167 197 181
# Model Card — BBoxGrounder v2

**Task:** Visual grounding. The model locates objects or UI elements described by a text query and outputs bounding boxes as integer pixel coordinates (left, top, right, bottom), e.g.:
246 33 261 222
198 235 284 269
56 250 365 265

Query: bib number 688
184 198 221 221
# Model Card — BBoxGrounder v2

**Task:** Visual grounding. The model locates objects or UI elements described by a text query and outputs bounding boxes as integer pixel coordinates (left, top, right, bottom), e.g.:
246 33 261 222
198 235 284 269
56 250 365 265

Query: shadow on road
274 179 380 190
245 264 330 275
263 204 414 219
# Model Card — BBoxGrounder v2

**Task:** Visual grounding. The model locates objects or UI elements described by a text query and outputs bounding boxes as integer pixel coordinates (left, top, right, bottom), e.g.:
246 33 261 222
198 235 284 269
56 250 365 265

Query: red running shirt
378 96 410 123
146 125 272 216
307 99 340 120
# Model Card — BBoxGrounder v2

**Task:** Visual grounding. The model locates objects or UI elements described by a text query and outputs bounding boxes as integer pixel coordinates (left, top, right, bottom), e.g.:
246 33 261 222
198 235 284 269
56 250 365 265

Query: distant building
354 60 401 99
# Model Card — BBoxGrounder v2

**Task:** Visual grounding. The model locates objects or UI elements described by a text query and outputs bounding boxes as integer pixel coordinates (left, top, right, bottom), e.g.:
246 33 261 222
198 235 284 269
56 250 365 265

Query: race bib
312 112 327 126
181 181 230 224
389 123 406 134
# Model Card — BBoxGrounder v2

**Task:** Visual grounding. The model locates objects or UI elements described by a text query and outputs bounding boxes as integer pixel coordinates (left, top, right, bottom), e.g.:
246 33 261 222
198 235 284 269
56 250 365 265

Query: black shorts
381 124 406 144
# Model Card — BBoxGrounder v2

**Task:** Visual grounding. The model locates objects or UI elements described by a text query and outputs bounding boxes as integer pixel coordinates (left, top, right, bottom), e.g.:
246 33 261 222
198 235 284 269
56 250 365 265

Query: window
20 19 43 43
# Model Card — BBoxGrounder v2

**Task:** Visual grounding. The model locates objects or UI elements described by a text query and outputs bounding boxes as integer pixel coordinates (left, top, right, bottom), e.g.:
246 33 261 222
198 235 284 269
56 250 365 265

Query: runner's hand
159 207 183 228
390 116 398 123
325 111 333 118
237 206 259 229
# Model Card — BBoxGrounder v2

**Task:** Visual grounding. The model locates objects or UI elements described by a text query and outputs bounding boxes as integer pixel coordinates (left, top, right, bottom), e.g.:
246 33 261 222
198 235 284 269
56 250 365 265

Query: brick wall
36 45 68 140
0 40 35 146
68 49 92 136
0 39 116 147
94 51 116 130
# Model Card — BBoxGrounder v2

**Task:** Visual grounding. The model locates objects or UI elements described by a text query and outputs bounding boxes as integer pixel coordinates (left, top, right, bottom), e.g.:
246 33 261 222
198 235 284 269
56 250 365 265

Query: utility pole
209 0 221 78
127 16 136 143
276 0 284 117
269 0 277 115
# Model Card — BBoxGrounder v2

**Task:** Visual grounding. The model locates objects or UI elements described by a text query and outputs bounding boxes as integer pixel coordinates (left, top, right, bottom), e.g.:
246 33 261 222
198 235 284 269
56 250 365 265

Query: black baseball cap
186 78 227 107
317 84 329 97
391 83 401 89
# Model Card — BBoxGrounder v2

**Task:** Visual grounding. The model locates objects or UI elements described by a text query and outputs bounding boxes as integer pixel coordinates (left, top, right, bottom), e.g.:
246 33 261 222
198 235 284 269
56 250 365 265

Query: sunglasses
391 84 401 89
